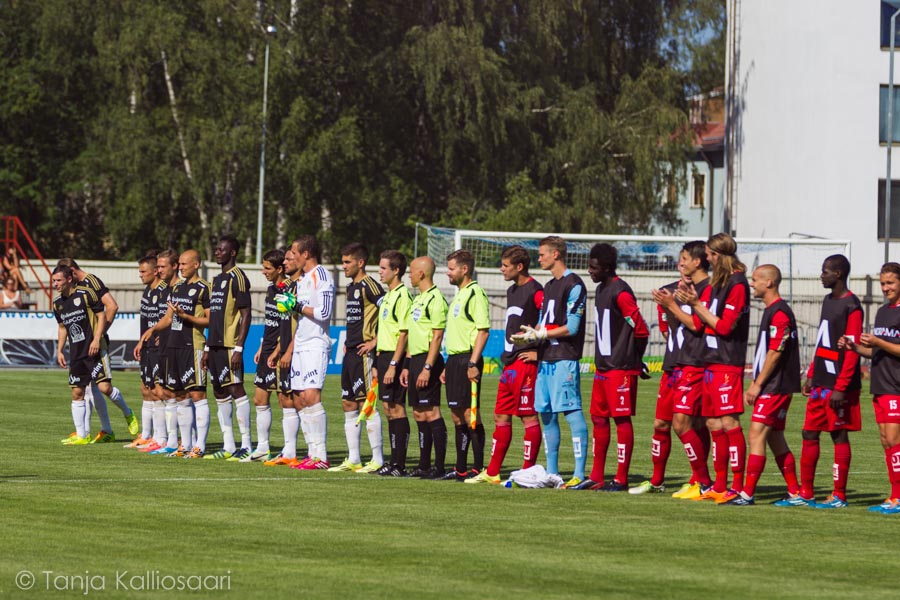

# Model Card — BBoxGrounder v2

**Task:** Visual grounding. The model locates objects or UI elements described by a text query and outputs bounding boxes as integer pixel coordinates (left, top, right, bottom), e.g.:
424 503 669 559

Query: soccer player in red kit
650 242 714 498
676 233 749 503
467 245 543 484
841 262 900 513
571 243 648 491
728 265 801 505
789 255 862 508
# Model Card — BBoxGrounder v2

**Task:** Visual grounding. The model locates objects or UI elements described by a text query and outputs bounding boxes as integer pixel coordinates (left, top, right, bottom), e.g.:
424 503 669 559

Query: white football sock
176 399 194 450
366 409 384 465
194 398 210 452
345 410 361 464
216 397 236 453
256 405 272 453
304 404 327 461
72 400 87 438
108 386 132 417
299 408 311 457
141 400 154 439
90 384 112 433
152 401 168 446
165 399 178 448
282 407 299 459
234 395 252 450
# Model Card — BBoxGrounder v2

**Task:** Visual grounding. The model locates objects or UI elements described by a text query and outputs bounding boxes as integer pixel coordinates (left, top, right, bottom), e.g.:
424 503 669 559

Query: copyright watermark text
15 570 232 594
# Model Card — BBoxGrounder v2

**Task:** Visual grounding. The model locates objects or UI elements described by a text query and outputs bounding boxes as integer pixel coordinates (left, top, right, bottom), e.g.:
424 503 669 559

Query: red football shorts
673 366 704 416
751 393 792 431
803 387 862 431
873 394 900 424
591 370 638 418
701 367 745 418
656 371 675 422
495 358 538 417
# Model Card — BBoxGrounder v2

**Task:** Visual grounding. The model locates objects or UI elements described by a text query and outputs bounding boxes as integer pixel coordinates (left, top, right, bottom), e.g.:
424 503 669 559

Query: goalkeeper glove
275 292 296 313
511 325 548 345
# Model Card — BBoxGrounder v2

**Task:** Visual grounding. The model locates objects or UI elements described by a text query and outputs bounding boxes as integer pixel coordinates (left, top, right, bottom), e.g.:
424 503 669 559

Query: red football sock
678 429 711 486
613 417 634 485
726 426 747 493
832 441 851 501
775 451 800 495
800 438 820 499
886 443 900 499
590 415 610 483
698 424 711 461
651 427 672 487
486 421 512 477
711 429 729 493
744 453 766 498
522 420 542 469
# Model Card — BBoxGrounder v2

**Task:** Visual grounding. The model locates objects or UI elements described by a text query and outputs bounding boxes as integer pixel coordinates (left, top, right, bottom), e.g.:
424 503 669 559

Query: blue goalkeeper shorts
534 359 582 413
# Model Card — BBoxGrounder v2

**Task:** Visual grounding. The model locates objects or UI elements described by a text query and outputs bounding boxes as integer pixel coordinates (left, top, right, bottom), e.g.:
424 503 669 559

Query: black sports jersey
140 280 168 342
345 274 384 348
593 277 644 371
704 272 750 367
53 287 105 361
752 299 801 394
812 292 862 391
261 283 282 354
811 292 862 391
502 278 543 366
871 302 900 395
278 279 300 352
207 267 251 347
167 278 211 349
156 283 172 350
76 272 110 299
539 271 587 362
660 281 680 372
675 278 710 368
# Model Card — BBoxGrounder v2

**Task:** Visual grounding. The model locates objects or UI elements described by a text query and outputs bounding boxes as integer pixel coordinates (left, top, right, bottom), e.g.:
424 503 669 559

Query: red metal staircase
1 216 53 310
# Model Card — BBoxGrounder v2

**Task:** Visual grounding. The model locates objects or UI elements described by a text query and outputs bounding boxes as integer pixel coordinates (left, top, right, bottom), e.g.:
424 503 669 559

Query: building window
691 173 705 208
879 85 900 143
882 2 900 49
877 179 900 240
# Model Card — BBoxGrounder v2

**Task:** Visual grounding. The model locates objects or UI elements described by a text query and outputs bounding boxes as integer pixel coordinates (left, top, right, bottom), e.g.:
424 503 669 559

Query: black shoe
386 465 409 477
409 467 432 478
568 477 603 491
438 469 468 481
375 463 394 476
423 466 446 479
596 480 628 492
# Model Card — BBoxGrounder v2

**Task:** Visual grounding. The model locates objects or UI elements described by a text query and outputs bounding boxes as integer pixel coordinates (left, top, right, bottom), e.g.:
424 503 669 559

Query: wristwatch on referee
424 363 432 371
389 360 398 367
467 361 477 368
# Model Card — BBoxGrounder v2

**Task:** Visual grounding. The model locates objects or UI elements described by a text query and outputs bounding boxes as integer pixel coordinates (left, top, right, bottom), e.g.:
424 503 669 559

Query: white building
726 0 900 273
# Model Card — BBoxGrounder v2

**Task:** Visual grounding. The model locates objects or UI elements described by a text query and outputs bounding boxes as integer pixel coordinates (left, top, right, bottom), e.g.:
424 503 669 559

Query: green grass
0 368 896 599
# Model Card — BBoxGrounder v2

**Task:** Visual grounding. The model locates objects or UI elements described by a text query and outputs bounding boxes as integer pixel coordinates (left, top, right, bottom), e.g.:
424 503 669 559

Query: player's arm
830 308 863 407
89 311 107 357
515 284 584 343
383 331 408 386
839 334 874 358
100 292 118 332
278 339 294 370
618 290 649 357
56 324 68 368
417 328 444 389
653 287 701 333
688 284 746 336
232 305 251 369
745 310 790 405
140 305 173 346
467 329 490 382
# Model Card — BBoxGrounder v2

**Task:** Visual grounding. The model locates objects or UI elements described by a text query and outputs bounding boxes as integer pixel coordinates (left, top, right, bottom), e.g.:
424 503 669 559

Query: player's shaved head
181 249 200 264
411 256 435 278
755 264 781 287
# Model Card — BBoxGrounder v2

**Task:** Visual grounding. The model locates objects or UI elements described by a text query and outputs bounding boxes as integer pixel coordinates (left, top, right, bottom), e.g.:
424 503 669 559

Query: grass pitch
0 368 897 599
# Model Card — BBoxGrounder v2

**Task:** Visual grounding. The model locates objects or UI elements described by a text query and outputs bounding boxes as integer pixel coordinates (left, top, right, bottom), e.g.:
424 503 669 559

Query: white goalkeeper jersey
293 264 334 351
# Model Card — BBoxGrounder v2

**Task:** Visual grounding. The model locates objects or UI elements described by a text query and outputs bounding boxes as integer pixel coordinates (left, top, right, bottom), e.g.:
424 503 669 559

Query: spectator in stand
0 277 23 309
3 247 30 292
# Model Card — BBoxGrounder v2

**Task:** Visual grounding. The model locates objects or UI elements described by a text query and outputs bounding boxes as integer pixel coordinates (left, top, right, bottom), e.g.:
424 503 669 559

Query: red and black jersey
809 292 862 391
502 277 544 366
592 277 648 372
539 271 587 362
752 298 801 394
659 281 680 373
871 302 900 395
703 272 750 367
678 278 710 368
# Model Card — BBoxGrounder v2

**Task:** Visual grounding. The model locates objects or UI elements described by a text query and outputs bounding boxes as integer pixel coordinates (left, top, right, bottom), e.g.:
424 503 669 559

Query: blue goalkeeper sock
540 412 561 475
565 409 588 480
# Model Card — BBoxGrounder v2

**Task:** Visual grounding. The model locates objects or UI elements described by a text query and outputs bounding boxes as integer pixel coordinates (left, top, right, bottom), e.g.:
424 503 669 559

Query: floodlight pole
886 9 900 263
256 26 275 265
